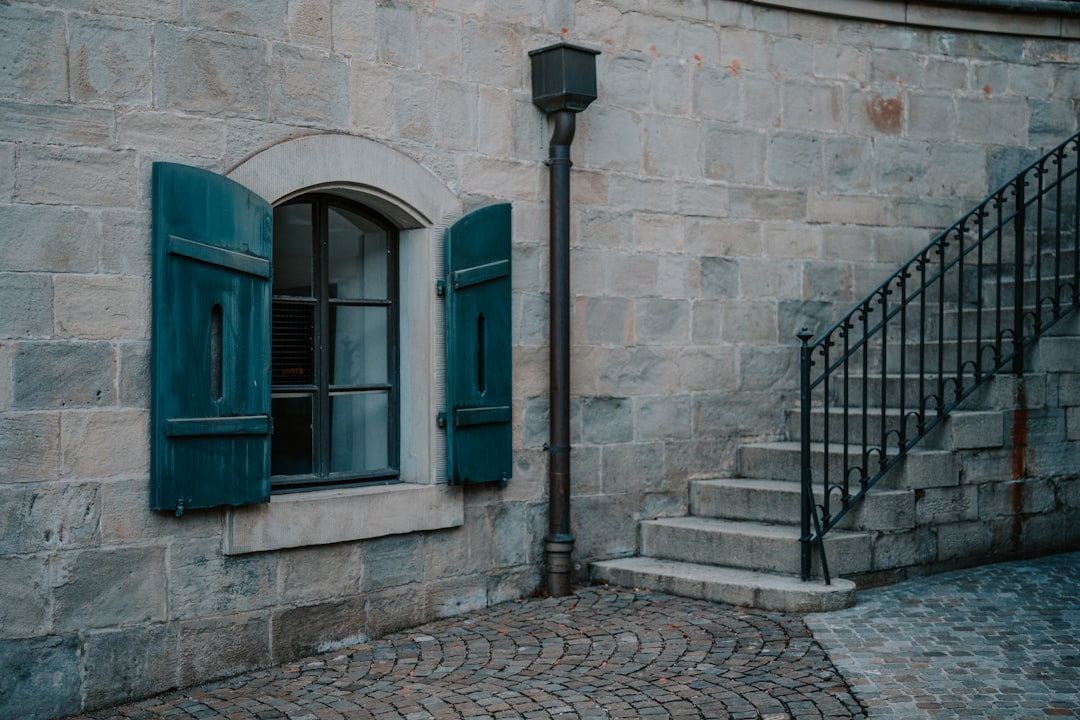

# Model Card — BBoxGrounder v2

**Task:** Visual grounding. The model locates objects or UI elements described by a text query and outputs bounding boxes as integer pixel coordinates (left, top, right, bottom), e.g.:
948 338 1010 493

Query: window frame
221 133 465 555
270 193 402 493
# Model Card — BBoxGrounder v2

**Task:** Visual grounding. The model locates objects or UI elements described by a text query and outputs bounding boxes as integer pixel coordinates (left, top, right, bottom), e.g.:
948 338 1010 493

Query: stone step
639 517 872 577
738 441 957 490
690 478 915 532
831 371 1045 411
787 407 1005 451
589 556 856 613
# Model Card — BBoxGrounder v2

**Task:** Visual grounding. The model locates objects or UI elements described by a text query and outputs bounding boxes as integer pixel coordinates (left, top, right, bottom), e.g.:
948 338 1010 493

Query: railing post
1013 175 1026 375
798 328 814 581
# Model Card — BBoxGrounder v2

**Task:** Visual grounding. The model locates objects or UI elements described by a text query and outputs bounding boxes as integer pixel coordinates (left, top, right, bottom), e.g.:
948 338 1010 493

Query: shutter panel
445 203 513 486
151 162 272 514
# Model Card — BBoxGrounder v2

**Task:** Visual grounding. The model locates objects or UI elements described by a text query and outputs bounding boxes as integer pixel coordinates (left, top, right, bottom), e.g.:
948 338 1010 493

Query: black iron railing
799 132 1080 583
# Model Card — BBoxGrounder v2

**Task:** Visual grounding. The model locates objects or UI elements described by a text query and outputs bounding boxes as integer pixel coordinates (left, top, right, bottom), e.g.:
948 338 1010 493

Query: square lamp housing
529 42 600 114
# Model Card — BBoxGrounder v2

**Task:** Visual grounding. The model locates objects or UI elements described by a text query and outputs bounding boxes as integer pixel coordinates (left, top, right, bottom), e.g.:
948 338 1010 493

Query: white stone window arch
223 133 463 554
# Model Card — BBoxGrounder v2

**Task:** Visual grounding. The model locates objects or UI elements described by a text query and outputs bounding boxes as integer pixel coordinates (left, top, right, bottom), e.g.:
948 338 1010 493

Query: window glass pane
271 395 314 476
273 203 313 296
330 305 387 386
330 392 389 473
272 301 315 386
327 205 387 299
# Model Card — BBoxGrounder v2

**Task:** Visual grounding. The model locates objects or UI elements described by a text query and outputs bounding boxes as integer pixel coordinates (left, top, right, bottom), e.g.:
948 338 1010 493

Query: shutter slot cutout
477 313 486 394
210 303 223 402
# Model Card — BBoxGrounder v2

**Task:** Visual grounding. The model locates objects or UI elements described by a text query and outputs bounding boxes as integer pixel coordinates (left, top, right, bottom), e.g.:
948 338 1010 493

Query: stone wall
1 0 1078 716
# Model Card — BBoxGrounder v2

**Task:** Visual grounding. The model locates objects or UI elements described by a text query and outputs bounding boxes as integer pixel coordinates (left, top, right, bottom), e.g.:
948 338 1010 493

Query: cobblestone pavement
70 552 1080 720
74 589 864 720
805 551 1080 719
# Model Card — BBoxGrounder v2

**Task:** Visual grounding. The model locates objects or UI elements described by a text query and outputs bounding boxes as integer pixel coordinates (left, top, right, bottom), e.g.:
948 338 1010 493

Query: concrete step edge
589 556 855 613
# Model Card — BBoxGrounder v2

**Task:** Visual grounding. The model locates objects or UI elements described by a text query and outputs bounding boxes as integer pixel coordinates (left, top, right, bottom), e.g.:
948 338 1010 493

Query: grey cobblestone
806 551 1080 719
69 552 1080 720
72 588 865 720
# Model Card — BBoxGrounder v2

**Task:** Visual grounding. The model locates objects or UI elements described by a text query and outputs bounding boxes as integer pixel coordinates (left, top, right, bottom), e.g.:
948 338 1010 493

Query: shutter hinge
436 279 447 296
437 411 447 428
175 498 185 518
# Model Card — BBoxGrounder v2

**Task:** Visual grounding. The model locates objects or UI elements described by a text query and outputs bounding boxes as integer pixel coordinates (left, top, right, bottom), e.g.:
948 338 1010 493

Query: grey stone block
494 502 537 567
155 26 269 117
676 346 737 392
704 124 764 183
608 174 674 213
12 341 113 409
0 635 82 720
288 0 332 48
767 132 823 189
916 485 979 524
83 624 178 709
0 556 48 638
601 441 665 494
636 394 692 442
117 341 151 408
167 539 276 620
462 19 519 86
69 13 152 104
361 534 425 591
653 59 691 115
60 410 147 484
436 80 478 151
935 520 993 562
117 111 226 158
581 395 633 444
272 596 367 661
0 5 68 103
277 544 361 605
781 82 844 133
645 114 703 178
272 44 348 128
364 583 431 639
636 298 690 345
53 274 147 340
184 0 287 39
874 139 931 196
956 97 1028 146
728 187 807 221
331 0 375 59
605 253 659 296
18 145 139 207
179 613 270 687
739 344 798 392
584 105 644 173
0 482 99 554
574 296 631 346
53 546 167 631
701 256 738 298
0 100 114 146
0 274 52 339
871 527 937 570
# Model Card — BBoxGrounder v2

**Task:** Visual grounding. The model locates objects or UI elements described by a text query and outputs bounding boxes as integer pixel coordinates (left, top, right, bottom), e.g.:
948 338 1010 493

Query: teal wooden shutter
151 162 272 514
445 204 513 486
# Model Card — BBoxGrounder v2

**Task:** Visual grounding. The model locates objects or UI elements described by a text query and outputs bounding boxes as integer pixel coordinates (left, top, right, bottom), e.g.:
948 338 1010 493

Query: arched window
270 194 399 490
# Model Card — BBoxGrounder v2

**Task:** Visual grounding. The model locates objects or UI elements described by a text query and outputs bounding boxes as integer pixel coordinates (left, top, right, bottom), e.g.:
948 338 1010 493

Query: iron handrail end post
797 328 815 582
1012 175 1027 376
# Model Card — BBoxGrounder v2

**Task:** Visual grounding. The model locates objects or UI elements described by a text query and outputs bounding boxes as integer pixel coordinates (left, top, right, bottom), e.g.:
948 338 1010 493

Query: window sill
223 483 463 555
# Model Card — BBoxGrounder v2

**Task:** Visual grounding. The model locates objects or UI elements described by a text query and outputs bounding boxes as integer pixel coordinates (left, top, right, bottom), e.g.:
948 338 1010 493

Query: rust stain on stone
728 59 741 76
983 85 992 100
866 95 902 134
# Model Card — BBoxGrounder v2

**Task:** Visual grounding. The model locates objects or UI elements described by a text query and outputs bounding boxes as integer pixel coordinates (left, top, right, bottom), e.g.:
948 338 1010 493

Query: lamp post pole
529 42 599 597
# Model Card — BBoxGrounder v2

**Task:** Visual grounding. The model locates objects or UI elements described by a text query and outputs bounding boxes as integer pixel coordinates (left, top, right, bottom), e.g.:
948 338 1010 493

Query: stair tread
695 477 912 497
642 515 869 538
590 556 855 612
745 440 951 454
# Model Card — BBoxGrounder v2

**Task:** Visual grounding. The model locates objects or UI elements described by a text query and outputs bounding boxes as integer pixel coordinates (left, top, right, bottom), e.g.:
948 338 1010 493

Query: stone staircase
592 246 1080 613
